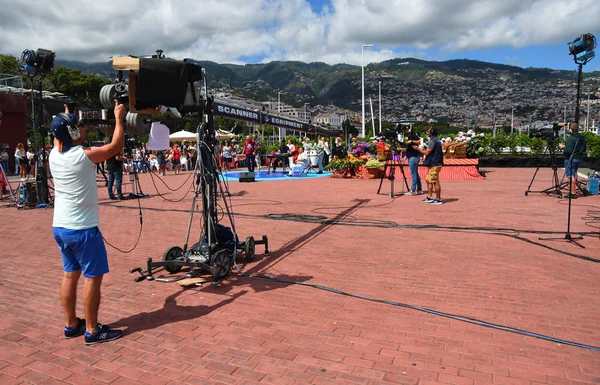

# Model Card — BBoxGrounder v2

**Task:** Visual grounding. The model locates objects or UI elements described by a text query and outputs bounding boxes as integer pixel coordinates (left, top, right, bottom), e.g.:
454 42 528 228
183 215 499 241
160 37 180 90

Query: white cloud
0 0 598 66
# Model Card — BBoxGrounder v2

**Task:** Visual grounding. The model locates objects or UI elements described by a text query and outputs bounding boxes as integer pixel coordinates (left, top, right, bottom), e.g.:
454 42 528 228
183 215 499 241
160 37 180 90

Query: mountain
55 57 600 124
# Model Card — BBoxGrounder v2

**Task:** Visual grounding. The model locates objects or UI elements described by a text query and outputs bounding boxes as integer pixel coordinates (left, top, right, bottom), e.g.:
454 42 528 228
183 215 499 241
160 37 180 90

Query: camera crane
91 56 339 283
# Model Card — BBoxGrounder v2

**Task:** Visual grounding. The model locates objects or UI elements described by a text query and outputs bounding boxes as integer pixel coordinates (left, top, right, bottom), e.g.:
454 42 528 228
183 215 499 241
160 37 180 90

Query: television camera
529 123 565 140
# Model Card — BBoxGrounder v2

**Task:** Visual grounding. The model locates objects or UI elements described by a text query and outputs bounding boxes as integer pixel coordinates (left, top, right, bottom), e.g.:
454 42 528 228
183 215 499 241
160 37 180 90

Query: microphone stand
539 137 584 248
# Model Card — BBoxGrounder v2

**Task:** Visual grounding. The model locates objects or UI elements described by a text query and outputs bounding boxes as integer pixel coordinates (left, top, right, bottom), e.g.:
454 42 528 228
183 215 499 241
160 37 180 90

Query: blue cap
50 114 78 152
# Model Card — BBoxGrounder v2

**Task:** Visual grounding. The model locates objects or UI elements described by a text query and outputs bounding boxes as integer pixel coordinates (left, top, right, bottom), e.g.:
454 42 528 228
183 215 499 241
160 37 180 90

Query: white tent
169 130 196 142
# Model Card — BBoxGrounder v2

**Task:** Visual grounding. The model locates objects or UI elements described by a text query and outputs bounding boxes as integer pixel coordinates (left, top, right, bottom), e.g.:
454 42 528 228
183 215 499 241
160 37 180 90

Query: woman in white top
15 143 27 179
221 142 233 171
26 148 36 179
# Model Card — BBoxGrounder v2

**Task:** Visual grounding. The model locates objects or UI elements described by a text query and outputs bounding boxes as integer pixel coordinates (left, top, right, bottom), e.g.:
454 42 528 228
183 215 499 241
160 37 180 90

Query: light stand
538 33 595 248
34 74 51 206
539 140 584 248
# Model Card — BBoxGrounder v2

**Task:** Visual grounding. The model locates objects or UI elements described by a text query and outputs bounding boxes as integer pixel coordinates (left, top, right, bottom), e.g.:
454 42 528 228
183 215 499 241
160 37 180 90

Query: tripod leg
377 164 387 194
399 162 410 193
525 167 541 196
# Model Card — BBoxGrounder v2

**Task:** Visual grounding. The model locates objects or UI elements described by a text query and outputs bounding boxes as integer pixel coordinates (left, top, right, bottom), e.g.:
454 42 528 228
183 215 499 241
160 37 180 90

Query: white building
314 112 345 127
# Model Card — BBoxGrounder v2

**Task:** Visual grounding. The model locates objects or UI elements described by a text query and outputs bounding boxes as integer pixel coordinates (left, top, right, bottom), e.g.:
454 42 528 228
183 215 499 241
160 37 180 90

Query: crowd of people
213 134 335 175
0 143 53 181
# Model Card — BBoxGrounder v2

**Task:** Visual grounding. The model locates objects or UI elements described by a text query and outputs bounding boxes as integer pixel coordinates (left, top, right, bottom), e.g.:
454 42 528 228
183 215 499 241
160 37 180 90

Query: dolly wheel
244 236 255 262
163 246 184 274
212 249 231 279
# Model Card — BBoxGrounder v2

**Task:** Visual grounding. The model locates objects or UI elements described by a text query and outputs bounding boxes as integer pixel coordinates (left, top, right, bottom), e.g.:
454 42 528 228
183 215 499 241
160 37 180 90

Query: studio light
568 33 596 64
19 48 55 75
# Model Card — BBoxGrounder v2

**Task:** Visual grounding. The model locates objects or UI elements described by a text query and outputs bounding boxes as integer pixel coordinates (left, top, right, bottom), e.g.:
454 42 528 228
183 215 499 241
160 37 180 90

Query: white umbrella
169 130 196 142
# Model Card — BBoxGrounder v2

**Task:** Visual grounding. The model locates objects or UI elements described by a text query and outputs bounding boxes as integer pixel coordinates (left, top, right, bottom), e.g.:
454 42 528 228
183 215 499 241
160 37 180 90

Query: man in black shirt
415 126 443 204
404 126 423 195
271 142 290 172
106 152 127 200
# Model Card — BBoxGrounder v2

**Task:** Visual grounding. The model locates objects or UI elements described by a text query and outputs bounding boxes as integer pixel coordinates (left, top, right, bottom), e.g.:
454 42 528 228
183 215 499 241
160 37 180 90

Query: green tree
342 119 358 137
46 66 111 108
0 54 22 76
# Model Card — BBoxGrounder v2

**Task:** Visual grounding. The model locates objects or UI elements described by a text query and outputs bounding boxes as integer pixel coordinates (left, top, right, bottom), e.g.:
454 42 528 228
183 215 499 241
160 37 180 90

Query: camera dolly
129 235 269 283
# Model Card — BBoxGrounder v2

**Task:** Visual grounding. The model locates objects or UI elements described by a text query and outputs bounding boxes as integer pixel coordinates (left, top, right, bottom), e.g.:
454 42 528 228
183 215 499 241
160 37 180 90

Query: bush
489 132 508 155
365 158 383 169
466 135 490 158
583 132 600 158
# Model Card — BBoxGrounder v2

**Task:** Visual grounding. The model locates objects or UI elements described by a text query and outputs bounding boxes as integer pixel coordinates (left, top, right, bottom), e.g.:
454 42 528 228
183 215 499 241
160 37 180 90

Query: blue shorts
564 159 581 178
53 227 109 278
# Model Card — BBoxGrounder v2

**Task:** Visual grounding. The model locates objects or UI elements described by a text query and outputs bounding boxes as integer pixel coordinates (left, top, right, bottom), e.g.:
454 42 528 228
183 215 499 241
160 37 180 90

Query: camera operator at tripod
558 122 587 198
49 100 126 345
403 125 423 195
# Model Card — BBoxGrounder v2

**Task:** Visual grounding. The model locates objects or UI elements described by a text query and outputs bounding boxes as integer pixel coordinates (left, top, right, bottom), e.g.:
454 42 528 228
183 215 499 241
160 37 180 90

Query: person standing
1 147 9 175
49 101 125 345
106 151 127 200
253 134 262 172
558 122 587 198
286 139 297 169
26 147 36 180
332 137 345 159
404 126 423 195
244 135 256 172
415 126 443 204
303 136 313 152
15 143 27 179
171 144 181 175
323 137 331 166
315 137 325 174
157 149 167 176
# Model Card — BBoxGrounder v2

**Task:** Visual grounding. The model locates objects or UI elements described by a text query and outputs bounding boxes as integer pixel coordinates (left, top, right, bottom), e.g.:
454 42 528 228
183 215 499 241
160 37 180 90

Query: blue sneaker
421 197 434 203
64 318 86 339
84 324 122 345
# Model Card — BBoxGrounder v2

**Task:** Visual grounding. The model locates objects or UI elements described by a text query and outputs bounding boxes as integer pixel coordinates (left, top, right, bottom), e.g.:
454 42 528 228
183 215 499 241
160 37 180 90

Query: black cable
149 169 193 191
148 169 194 203
103 195 143 253
231 267 600 352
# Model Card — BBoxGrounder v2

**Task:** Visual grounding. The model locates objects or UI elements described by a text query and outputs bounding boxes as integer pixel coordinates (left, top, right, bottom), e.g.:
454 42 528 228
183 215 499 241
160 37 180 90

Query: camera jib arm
120 57 268 283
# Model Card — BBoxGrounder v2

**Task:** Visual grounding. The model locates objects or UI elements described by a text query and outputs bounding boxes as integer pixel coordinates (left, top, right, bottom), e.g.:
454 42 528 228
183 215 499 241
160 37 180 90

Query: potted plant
364 158 383 178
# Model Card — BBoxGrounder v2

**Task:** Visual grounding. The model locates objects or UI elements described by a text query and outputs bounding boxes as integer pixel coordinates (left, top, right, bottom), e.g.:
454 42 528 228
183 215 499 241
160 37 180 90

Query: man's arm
84 100 126 164
415 145 432 156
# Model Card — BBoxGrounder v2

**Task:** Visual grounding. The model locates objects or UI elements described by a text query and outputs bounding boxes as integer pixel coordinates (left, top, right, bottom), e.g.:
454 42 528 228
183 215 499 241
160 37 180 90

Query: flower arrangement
348 140 375 157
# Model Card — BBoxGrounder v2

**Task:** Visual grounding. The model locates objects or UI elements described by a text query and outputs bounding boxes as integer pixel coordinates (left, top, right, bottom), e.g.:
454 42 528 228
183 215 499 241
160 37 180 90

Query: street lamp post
511 107 514 134
586 91 591 131
278 91 282 142
362 44 373 138
564 104 567 139
378 81 382 134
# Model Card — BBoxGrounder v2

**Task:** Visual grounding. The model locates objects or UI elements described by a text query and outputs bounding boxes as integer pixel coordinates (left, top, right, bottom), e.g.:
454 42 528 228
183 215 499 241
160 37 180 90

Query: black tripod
525 138 563 198
377 153 410 198
540 138 584 248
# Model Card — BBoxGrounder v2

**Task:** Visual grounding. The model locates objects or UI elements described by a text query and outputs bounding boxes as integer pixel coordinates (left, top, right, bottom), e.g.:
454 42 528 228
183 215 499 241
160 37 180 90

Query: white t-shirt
296 152 308 167
49 146 99 230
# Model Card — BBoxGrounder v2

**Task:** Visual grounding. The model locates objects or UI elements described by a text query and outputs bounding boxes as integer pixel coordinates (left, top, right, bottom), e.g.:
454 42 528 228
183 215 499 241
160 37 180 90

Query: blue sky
1 0 599 72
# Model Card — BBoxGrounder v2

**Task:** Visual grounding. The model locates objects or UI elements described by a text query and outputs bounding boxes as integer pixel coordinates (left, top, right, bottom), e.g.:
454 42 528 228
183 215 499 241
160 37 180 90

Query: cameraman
403 126 423 195
106 150 127 200
49 100 125 345
558 122 586 198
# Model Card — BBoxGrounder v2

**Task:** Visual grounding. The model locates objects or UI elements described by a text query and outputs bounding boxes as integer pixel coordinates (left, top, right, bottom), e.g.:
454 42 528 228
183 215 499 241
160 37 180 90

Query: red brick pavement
0 168 599 385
